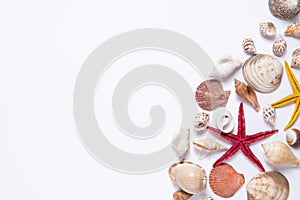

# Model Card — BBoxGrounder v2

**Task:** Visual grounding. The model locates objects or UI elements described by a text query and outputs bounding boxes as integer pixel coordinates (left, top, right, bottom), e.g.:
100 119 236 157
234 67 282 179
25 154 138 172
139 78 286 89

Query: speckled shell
195 80 231 111
215 109 234 133
273 35 287 57
291 48 300 68
247 171 289 200
169 161 207 194
172 129 190 159
285 22 300 38
260 22 277 38
243 38 257 55
194 112 210 131
286 128 300 145
209 163 245 198
269 0 300 19
242 54 283 93
173 190 192 200
263 105 276 126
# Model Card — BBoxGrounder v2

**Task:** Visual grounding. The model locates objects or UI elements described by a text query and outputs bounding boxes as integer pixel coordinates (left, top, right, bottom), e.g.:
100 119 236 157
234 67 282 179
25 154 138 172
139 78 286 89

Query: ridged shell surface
263 105 276 126
269 0 300 19
247 171 289 200
243 38 257 55
273 35 287 57
260 22 277 38
242 54 283 93
291 48 300 68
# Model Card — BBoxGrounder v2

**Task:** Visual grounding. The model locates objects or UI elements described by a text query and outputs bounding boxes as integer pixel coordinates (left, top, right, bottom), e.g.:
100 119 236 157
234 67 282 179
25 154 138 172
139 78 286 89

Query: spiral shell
286 128 300 145
263 105 276 126
285 22 300 38
169 161 207 194
194 112 209 131
269 0 300 19
211 55 242 78
247 171 289 200
260 22 277 38
273 35 287 57
291 48 300 68
215 109 234 133
172 129 190 159
193 138 228 152
173 190 192 200
243 38 257 55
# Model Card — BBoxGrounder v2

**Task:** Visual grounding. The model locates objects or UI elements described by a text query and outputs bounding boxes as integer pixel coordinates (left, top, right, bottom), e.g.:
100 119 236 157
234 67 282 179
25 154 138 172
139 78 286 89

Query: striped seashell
291 48 300 68
273 35 287 57
260 22 276 38
263 105 276 126
243 38 257 55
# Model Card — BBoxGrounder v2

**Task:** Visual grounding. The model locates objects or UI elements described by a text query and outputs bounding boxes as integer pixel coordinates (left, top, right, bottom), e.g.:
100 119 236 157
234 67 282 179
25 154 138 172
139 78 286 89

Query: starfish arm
245 129 278 143
240 143 265 171
238 103 246 139
271 93 300 108
284 100 300 130
207 126 237 142
285 61 300 92
213 143 240 167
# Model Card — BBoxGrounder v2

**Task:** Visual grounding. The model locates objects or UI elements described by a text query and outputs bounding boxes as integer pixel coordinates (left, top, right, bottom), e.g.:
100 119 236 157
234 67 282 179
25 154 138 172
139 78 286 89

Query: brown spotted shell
209 163 245 198
273 35 287 57
195 80 231 111
269 0 300 19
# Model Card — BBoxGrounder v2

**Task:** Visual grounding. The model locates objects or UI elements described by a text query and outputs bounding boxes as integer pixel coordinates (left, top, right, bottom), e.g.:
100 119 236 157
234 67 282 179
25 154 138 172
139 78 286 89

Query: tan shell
215 109 234 133
291 48 300 68
247 171 289 200
193 138 228 152
260 22 277 38
194 112 210 131
263 105 276 126
285 22 300 38
169 161 207 194
269 0 300 19
243 38 257 55
261 141 300 166
173 190 192 200
195 80 231 111
209 163 245 198
273 35 287 57
242 54 283 93
286 128 300 145
172 129 190 159
234 79 260 111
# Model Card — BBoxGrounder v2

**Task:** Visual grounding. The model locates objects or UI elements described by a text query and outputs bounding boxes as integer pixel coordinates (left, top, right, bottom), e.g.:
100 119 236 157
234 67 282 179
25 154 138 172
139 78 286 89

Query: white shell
273 35 287 57
242 54 283 93
243 38 257 55
211 55 242 78
194 112 210 131
286 128 300 145
215 109 234 133
260 22 277 38
169 161 207 194
193 138 228 152
261 141 300 166
172 129 190 159
269 0 300 19
263 105 276 126
291 48 300 68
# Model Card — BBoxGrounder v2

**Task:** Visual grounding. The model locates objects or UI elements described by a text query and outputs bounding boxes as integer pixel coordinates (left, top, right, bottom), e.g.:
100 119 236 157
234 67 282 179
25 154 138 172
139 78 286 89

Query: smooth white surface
2 0 300 199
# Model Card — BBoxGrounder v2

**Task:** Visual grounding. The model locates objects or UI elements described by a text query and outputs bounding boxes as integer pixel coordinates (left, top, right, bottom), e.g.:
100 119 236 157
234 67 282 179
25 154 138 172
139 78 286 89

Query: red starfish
207 103 278 171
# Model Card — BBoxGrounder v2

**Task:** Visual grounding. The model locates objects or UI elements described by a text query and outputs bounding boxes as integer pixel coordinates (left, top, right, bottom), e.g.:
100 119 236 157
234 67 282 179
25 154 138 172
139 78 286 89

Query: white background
2 0 300 199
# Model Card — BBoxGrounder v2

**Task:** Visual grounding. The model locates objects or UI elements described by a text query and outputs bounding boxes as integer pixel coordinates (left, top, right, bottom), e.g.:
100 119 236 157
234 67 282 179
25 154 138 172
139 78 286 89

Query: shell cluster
269 0 300 19
273 35 287 57
285 22 300 38
194 112 209 131
260 22 277 38
286 128 300 146
263 105 276 126
242 38 257 55
291 48 300 68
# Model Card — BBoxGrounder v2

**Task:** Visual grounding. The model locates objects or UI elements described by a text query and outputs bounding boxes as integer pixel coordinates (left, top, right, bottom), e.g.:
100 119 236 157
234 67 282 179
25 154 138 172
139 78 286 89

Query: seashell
215 109 234 133
291 48 300 68
195 80 231 111
242 54 283 93
193 138 228 152
173 190 192 200
273 35 287 57
269 0 300 19
194 112 209 131
169 161 207 194
285 22 300 38
234 79 260 112
261 141 300 166
247 171 289 200
260 22 277 38
209 163 245 198
286 128 300 145
242 38 257 55
172 129 190 159
263 105 276 126
202 197 214 200
211 55 242 78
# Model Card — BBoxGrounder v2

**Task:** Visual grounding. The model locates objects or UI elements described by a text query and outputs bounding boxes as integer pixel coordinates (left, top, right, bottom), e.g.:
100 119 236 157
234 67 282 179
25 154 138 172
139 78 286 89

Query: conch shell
286 128 300 146
285 22 300 39
261 141 300 166
211 55 242 78
173 190 192 200
193 138 228 152
291 48 300 68
234 79 260 111
243 38 257 55
273 35 287 57
260 22 276 38
172 129 190 159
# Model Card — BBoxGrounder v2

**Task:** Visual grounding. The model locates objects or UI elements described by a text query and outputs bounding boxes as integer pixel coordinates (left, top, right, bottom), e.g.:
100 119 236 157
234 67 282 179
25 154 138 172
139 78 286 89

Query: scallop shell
261 141 300 166
193 138 228 152
209 163 245 198
195 80 231 111
234 79 260 112
247 171 289 200
173 190 193 200
194 112 210 131
286 128 300 145
172 129 190 159
260 22 277 38
211 55 242 78
243 38 257 55
215 109 235 133
285 22 300 38
169 161 207 194
269 0 300 19
242 54 283 93
263 105 276 126
291 48 300 68
273 35 287 57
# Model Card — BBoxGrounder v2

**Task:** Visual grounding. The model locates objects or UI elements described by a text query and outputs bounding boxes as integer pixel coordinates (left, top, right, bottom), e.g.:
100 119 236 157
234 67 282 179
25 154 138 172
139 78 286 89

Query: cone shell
194 112 210 131
261 141 300 166
234 79 260 111
263 105 276 126
260 22 276 38
285 22 300 38
169 161 207 194
286 128 300 145
215 109 235 133
242 54 283 93
172 129 190 159
247 171 289 200
195 80 231 111
273 35 287 57
193 138 228 152
173 190 192 200
211 55 242 78
209 163 245 198
269 0 300 19
291 48 300 68
243 38 257 55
